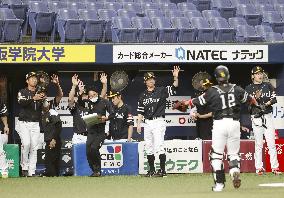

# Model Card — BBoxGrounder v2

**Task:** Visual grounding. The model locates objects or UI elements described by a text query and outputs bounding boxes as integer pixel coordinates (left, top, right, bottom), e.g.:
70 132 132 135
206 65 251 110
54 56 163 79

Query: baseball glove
192 71 212 91
172 100 188 112
249 104 266 118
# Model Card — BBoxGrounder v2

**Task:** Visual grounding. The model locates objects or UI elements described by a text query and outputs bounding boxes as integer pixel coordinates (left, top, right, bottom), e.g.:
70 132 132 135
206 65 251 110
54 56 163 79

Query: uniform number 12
220 94 236 109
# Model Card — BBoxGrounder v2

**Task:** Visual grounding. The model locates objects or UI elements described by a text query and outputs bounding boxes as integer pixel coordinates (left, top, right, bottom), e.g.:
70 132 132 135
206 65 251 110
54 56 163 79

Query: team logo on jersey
143 98 160 106
101 144 123 168
115 112 124 119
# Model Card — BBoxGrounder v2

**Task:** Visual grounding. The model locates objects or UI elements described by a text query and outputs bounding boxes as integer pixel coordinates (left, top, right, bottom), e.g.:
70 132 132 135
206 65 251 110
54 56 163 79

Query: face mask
90 97 98 103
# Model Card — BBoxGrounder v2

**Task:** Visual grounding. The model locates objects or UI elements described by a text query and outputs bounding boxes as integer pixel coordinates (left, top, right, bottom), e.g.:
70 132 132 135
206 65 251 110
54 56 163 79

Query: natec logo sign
101 144 123 168
175 47 186 60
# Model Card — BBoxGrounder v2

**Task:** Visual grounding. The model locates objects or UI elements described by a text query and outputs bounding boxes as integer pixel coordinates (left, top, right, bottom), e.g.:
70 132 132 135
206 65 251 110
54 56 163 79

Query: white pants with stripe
0 133 8 173
144 118 166 155
211 119 241 174
16 121 40 176
251 113 279 170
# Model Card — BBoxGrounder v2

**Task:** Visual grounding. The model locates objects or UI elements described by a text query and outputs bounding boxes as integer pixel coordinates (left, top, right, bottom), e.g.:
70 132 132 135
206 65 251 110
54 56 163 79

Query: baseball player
16 72 63 177
108 91 134 142
183 65 256 192
137 66 180 177
68 73 107 144
245 66 281 175
0 102 9 178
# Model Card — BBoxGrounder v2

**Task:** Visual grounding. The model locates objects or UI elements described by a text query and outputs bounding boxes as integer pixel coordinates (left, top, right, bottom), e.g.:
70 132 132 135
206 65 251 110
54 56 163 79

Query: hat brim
144 76 156 81
252 69 263 74
107 93 120 98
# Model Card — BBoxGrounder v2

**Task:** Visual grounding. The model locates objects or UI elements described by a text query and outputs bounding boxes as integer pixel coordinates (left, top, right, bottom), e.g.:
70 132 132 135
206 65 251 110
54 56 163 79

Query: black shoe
145 170 156 177
154 169 167 178
89 172 101 177
21 170 28 177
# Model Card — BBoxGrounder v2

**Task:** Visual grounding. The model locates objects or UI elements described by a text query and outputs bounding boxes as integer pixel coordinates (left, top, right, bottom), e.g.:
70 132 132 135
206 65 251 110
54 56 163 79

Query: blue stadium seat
230 0 251 7
250 0 270 4
104 2 123 11
228 17 248 28
190 17 215 42
177 2 197 11
183 10 202 19
134 0 152 3
122 2 143 14
2 0 28 35
255 4 275 15
159 3 178 11
171 17 197 42
117 0 134 3
164 9 183 18
98 9 117 41
57 9 84 42
210 0 236 19
117 9 137 18
209 17 235 42
145 9 164 20
0 8 23 42
28 1 56 42
190 0 211 11
236 4 262 26
255 24 274 38
202 10 221 21
151 17 177 43
132 16 157 42
78 9 105 42
264 32 283 42
142 3 160 12
112 17 138 43
67 2 87 10
152 0 171 4
262 11 284 33
48 1 68 13
236 25 262 42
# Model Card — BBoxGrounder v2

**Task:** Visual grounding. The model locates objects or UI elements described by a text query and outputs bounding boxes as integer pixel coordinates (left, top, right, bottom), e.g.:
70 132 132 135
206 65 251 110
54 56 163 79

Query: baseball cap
251 66 264 74
107 90 121 98
26 72 37 80
144 72 155 81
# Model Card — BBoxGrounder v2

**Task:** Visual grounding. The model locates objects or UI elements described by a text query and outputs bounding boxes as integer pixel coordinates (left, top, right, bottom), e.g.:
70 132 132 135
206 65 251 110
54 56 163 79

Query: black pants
45 138 61 177
86 130 106 173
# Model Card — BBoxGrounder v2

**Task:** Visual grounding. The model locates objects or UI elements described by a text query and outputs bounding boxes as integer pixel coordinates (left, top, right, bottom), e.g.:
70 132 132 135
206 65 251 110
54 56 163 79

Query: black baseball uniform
109 104 134 140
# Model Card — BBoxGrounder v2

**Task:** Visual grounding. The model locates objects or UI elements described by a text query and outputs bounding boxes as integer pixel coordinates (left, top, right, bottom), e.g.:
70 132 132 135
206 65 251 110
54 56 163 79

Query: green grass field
1 173 284 198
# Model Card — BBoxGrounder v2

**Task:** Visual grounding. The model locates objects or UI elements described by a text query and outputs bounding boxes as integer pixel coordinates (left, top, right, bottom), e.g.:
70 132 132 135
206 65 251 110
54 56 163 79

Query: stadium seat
117 0 134 2
171 17 197 42
142 3 160 12
250 0 270 4
134 0 152 3
183 10 202 19
255 4 275 15
145 9 164 20
159 3 178 11
209 17 235 42
78 9 105 42
0 8 23 42
230 0 251 7
28 1 56 42
236 25 262 42
104 2 123 11
151 17 177 43
122 2 143 15
177 3 197 11
228 17 248 28
191 0 211 11
264 32 283 42
190 17 215 42
210 0 236 19
152 0 171 4
132 16 157 42
236 4 262 26
255 24 274 38
262 11 284 33
98 9 117 41
112 17 138 43
48 1 68 13
67 2 86 10
117 9 137 18
164 9 183 18
2 0 28 35
202 10 221 21
56 9 84 43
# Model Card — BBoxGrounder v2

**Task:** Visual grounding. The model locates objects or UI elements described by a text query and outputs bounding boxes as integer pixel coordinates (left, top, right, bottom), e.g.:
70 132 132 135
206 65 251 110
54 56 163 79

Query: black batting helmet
214 65 230 83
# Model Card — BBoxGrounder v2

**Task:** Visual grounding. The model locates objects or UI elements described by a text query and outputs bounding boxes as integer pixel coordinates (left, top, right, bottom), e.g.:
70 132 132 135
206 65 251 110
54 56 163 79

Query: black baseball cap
107 90 121 98
251 66 264 74
144 72 155 81
26 72 37 80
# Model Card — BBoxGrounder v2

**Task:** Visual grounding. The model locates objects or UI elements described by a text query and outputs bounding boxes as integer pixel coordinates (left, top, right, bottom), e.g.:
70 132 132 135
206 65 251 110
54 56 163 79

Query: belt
147 116 165 120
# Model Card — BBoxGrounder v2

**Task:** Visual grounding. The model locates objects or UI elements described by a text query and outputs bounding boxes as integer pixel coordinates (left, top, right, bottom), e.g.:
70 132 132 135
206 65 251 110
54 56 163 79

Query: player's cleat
232 172 241 189
212 183 224 192
21 170 29 177
145 170 156 177
89 172 101 177
256 168 265 176
272 168 282 175
1 171 8 179
153 169 167 178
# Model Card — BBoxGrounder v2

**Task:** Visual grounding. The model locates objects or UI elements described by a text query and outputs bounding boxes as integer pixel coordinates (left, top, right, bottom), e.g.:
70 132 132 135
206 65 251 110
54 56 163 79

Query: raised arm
68 74 79 108
51 74 64 105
